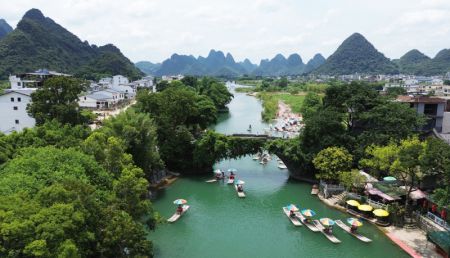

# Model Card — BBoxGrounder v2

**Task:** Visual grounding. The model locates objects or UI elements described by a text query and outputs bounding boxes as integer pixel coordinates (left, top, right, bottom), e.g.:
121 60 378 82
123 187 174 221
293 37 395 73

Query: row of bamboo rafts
312 220 342 244
167 205 190 223
235 184 246 198
335 220 372 242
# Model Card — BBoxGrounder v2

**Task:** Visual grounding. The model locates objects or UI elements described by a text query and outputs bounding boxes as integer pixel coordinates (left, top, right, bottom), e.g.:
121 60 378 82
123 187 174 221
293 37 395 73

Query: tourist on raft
176 204 183 214
350 225 358 233
324 226 333 235
237 184 243 192
229 172 235 180
289 210 296 218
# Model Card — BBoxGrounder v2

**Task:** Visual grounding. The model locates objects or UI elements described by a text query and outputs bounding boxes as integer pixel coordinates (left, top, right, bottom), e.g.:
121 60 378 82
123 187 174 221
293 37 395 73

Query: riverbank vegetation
236 77 330 94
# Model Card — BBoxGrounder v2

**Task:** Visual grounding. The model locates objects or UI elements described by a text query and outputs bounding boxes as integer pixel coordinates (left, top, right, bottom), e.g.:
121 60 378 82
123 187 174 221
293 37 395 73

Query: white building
78 89 124 109
110 85 136 99
132 76 155 92
112 75 129 87
0 89 36 134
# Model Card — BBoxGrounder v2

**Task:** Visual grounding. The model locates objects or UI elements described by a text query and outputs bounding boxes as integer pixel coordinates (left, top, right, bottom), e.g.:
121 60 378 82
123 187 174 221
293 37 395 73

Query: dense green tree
156 80 170 92
386 87 407 97
101 109 163 181
0 146 154 257
313 146 353 181
339 169 366 191
27 77 87 125
357 102 425 147
277 77 288 88
300 107 352 157
181 75 198 88
299 92 321 119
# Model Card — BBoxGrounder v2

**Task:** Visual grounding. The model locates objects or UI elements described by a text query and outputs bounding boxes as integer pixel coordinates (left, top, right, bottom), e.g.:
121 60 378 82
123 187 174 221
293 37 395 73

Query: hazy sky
1 0 450 64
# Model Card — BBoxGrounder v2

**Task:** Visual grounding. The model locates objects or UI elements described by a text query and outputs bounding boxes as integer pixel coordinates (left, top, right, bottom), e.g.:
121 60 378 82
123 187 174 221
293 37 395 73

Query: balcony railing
426 212 450 231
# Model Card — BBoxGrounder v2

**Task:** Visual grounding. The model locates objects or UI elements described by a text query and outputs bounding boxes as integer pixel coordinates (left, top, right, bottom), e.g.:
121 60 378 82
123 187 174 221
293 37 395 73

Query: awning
399 186 427 200
367 188 400 201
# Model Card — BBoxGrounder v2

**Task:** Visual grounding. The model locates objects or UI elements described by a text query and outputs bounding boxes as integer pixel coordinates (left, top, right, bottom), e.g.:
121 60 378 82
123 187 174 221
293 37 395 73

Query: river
150 91 410 258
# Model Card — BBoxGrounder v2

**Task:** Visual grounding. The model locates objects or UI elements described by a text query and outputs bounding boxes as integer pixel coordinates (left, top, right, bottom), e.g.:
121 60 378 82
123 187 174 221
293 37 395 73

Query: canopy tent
370 182 405 199
366 188 400 201
427 231 450 256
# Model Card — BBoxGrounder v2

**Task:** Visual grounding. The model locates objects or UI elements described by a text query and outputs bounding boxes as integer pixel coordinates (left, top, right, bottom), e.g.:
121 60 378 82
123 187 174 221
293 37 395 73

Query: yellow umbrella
373 209 389 217
346 200 361 207
358 204 373 212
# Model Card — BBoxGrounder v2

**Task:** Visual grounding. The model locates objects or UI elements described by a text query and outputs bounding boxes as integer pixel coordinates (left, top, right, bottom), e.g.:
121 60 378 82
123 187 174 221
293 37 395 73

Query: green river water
150 91 410 258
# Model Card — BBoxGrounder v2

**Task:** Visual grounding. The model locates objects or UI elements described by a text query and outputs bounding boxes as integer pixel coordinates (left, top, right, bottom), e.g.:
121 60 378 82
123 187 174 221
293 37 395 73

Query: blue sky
1 0 450 63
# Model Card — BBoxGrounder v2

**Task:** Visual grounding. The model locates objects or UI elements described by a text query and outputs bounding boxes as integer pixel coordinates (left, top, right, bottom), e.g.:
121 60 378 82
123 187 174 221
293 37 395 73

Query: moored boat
295 212 319 232
313 220 341 243
282 207 302 226
335 220 372 243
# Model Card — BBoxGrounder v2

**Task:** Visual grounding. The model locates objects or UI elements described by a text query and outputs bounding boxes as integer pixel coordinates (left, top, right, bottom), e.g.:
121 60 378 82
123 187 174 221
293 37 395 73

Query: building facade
0 90 36 134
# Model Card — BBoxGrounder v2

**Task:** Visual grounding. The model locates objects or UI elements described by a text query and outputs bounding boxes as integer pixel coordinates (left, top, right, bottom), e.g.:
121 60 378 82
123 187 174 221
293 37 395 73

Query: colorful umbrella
346 200 361 207
319 218 335 226
383 176 397 181
347 217 363 227
173 199 187 205
286 204 299 212
301 209 316 217
358 204 373 211
228 168 237 172
373 209 389 217
235 180 245 185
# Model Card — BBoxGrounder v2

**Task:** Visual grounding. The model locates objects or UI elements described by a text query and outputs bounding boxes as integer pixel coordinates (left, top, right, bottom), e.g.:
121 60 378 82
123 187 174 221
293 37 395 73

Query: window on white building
15 119 19 124
13 106 18 110
18 97 21 102
10 97 14 102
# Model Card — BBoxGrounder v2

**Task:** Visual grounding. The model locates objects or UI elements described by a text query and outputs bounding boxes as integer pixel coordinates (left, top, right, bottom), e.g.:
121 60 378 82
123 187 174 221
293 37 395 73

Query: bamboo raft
167 205 190 223
295 212 319 232
313 220 341 243
234 184 246 198
205 179 217 183
282 207 302 226
335 220 372 243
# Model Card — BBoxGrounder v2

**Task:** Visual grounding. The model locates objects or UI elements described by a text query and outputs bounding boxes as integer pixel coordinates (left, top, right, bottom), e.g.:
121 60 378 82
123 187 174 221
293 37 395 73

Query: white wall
78 96 98 108
0 92 35 134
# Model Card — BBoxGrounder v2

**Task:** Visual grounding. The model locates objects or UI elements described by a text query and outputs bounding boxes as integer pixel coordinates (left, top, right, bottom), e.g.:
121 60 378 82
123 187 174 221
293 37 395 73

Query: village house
0 69 70 134
396 95 447 132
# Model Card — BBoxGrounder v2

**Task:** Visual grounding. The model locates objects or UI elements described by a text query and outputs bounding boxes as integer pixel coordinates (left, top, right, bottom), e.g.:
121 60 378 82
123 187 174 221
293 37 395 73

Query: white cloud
1 0 449 63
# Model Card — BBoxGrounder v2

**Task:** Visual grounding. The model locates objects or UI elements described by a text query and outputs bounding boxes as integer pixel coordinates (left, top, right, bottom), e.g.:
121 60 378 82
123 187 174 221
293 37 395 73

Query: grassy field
258 93 306 121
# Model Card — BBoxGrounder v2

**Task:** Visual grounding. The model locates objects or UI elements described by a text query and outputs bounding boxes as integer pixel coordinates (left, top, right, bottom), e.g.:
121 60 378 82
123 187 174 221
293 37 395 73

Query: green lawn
257 93 306 121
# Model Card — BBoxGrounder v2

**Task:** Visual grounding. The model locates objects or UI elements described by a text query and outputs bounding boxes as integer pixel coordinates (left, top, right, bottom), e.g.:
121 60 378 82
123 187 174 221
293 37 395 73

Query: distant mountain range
138 33 450 77
136 51 326 77
1 9 449 79
0 9 142 80
0 19 12 39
